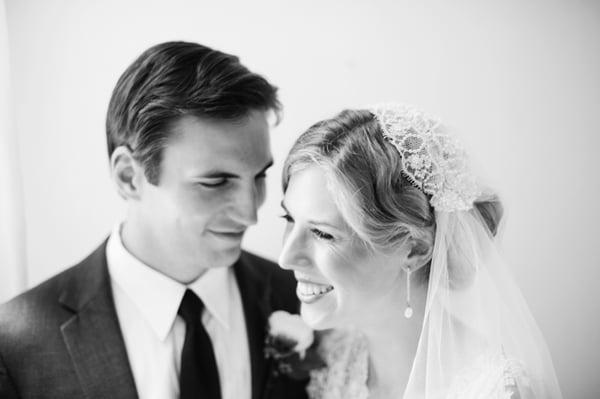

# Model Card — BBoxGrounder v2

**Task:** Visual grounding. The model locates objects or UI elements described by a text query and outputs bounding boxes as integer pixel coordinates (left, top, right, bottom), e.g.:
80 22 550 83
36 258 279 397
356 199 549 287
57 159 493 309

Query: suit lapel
59 241 138 399
234 254 274 399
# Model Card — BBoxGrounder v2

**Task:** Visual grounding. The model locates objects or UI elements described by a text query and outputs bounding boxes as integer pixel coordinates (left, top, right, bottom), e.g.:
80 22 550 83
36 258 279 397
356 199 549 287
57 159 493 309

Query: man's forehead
163 114 272 174
171 113 268 142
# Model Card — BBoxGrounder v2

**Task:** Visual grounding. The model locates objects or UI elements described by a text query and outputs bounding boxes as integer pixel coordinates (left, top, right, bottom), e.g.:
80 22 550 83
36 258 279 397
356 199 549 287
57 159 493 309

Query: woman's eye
199 179 228 188
256 172 267 180
311 228 334 241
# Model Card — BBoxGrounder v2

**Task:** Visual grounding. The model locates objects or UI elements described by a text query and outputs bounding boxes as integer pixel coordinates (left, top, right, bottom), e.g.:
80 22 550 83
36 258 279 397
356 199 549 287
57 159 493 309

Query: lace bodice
307 330 532 399
307 329 369 399
445 350 531 399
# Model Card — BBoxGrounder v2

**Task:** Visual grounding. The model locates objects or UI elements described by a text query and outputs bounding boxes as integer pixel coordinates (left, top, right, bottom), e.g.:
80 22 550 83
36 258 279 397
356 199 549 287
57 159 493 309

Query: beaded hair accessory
368 104 480 212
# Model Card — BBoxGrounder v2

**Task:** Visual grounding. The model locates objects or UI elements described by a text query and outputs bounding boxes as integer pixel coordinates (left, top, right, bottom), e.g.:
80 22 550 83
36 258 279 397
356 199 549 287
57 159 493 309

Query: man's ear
110 146 144 200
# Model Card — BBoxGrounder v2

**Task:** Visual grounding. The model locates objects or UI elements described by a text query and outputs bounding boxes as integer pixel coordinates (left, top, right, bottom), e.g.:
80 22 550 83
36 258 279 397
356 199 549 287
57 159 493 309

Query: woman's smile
296 279 335 303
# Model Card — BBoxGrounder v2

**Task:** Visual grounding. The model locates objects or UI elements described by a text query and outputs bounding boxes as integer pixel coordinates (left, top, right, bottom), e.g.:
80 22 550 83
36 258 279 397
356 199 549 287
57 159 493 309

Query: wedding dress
307 329 534 399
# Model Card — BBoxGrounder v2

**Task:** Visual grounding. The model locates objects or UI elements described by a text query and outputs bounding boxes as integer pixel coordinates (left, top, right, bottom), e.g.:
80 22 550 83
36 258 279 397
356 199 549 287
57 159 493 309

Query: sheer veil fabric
309 206 563 398
402 206 563 398
369 104 562 398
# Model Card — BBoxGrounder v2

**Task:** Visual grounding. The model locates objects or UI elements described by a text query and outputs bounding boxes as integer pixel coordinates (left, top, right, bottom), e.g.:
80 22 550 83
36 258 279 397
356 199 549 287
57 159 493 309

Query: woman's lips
296 280 334 304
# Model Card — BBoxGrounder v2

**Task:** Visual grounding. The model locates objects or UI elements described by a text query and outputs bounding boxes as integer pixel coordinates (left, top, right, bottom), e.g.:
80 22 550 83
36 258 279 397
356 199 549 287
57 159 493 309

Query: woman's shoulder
307 329 369 399
446 350 535 399
316 329 367 364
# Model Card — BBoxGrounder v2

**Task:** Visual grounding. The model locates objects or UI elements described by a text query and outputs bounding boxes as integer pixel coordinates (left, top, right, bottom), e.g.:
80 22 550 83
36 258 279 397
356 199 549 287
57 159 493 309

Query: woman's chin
300 296 338 330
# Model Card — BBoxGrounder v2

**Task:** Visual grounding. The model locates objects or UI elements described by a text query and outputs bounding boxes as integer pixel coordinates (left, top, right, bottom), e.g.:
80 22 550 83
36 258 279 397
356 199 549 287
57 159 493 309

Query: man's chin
194 233 244 268
210 245 243 268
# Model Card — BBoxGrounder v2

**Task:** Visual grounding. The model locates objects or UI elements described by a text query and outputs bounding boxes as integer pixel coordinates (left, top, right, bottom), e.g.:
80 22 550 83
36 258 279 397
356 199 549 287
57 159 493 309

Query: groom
0 42 306 399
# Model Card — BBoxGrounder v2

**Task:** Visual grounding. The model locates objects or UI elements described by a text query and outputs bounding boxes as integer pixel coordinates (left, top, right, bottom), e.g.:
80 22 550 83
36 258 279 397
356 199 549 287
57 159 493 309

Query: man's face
134 111 272 277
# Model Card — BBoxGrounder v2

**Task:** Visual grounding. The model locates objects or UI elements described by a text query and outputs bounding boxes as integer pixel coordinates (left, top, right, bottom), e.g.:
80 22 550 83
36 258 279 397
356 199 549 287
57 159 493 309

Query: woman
278 104 562 398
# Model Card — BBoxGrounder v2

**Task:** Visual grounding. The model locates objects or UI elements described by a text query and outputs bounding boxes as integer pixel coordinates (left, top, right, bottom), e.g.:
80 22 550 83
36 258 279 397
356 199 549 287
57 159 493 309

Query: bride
278 104 562 398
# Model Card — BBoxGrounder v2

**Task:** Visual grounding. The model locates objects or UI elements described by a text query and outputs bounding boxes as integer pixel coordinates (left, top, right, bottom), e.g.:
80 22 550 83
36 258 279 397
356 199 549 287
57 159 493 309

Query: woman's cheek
320 241 369 290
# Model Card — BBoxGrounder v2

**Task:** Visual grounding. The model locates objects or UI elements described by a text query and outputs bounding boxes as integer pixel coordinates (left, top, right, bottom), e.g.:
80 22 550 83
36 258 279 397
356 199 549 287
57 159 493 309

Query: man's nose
231 184 260 226
278 226 311 271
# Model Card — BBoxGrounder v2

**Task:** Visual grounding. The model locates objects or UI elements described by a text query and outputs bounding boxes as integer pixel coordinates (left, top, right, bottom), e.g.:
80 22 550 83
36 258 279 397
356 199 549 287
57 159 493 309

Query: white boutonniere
264 310 325 380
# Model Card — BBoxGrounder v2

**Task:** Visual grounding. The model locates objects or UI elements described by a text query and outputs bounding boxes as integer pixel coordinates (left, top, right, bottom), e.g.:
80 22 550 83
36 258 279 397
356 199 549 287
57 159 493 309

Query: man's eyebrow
193 160 274 179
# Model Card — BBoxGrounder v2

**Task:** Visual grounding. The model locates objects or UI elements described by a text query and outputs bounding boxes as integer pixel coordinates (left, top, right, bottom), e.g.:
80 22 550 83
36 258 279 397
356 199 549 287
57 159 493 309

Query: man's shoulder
239 250 295 286
238 250 278 273
238 250 298 311
0 242 107 338
0 263 80 335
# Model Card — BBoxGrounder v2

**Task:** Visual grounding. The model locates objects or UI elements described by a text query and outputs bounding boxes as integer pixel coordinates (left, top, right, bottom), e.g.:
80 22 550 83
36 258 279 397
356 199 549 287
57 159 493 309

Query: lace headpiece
368 103 480 212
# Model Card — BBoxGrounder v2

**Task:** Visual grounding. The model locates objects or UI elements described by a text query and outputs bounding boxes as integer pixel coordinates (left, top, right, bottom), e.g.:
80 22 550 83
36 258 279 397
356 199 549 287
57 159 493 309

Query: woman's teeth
296 281 334 303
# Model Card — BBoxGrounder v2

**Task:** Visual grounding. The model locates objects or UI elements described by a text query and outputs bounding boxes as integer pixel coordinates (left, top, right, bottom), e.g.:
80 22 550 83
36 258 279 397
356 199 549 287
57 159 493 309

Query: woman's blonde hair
283 109 502 270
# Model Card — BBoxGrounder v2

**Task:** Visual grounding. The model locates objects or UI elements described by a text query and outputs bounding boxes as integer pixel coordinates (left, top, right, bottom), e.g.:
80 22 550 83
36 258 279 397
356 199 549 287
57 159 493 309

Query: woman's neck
358 282 427 399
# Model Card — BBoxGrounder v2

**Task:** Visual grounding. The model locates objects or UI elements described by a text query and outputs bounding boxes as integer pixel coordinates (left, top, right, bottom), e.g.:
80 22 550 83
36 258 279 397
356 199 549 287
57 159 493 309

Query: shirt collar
106 224 233 341
188 266 232 331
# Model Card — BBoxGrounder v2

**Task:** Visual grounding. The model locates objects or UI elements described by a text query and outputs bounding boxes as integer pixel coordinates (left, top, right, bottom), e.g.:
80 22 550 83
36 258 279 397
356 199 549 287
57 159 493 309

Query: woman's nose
278 226 311 271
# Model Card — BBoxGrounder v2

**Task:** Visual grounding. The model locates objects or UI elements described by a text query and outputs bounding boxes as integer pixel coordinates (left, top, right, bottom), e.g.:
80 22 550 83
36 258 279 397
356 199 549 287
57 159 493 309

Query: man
0 41 307 399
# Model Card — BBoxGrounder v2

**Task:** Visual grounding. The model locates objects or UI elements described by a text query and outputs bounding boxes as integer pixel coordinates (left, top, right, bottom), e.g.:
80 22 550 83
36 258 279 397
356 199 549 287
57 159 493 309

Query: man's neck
119 220 207 284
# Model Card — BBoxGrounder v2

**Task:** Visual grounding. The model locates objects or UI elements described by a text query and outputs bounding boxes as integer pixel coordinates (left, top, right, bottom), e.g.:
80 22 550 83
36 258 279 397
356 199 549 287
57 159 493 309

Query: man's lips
209 230 245 239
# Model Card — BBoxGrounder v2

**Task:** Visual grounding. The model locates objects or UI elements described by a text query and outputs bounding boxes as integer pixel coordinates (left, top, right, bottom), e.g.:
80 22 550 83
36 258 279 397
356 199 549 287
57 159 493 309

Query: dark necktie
178 289 222 399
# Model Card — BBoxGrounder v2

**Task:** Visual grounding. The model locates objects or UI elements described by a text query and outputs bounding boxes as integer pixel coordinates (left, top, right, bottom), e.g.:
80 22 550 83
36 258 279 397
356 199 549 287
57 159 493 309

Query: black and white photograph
1 1 598 398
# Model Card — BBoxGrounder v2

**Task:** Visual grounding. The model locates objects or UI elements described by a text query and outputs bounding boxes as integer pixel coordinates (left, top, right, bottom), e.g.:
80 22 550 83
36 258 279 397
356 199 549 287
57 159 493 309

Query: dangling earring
404 265 413 319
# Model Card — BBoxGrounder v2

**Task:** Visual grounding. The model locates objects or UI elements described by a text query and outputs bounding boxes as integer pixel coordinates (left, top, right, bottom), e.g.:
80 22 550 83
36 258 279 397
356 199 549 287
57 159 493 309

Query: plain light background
3 0 599 397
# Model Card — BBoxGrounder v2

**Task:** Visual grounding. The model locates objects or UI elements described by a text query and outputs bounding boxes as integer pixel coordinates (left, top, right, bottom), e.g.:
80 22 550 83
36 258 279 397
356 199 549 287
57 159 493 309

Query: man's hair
106 41 281 184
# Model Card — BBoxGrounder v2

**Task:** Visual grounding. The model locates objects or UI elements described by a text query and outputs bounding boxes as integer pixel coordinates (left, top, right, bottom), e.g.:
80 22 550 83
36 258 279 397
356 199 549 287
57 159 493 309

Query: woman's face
279 166 407 330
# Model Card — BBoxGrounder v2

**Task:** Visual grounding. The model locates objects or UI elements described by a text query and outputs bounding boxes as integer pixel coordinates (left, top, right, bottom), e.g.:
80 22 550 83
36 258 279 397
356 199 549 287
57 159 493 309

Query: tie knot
178 289 204 324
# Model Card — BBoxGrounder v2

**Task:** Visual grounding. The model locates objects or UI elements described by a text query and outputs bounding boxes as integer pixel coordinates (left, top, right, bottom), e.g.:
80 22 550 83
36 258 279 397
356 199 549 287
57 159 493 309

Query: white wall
0 0 26 302
5 0 600 397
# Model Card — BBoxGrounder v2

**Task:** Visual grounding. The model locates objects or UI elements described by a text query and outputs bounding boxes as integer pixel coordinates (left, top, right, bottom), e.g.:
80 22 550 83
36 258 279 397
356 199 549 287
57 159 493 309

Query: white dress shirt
106 225 251 399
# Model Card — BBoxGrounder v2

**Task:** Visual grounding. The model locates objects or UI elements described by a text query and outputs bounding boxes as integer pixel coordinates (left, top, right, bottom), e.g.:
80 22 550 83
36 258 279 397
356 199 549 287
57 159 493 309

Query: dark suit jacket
0 240 307 399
